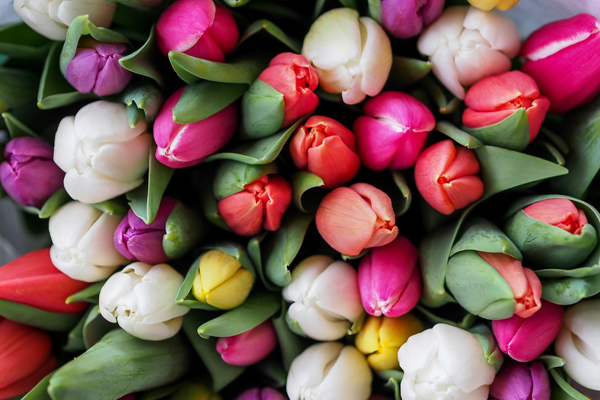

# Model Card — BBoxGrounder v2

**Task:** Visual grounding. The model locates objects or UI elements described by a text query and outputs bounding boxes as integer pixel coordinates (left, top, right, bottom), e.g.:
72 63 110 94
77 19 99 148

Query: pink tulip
358 236 421 317
382 0 445 38
463 71 550 143
216 321 278 366
490 360 550 400
289 115 360 188
414 140 484 215
354 91 435 171
236 387 287 400
154 87 238 168
218 174 292 236
316 183 398 256
493 300 563 362
521 14 600 113
156 0 238 62
524 198 589 235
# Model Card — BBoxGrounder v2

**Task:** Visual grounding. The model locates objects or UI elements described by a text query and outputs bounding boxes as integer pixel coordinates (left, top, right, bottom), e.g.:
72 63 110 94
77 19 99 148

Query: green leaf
256 359 287 387
388 57 432 90
537 355 565 370
173 81 247 124
122 84 163 125
423 78 460 114
541 273 600 305
534 140 566 166
2 112 40 139
247 233 279 291
378 370 403 400
224 0 252 6
0 23 52 61
272 299 307 370
391 170 412 217
64 308 91 352
313 0 329 19
169 52 266 85
21 372 54 400
339 0 358 9
213 160 278 199
450 217 522 259
292 172 325 213
119 25 165 87
549 369 590 400
240 79 285 140
435 122 483 149
540 127 569 155
91 198 129 216
38 188 71 219
66 281 105 304
127 102 146 128
237 19 301 53
0 68 39 113
0 299 81 332
82 306 115 350
367 0 382 23
163 203 206 260
462 109 530 152
199 172 231 231
536 265 600 279
347 311 366 335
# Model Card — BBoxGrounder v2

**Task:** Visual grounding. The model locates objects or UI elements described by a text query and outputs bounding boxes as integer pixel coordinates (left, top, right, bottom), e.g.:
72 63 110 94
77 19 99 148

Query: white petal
14 1 67 40
282 255 333 303
74 101 147 144
398 328 439 373
49 201 102 249
309 261 363 322
90 134 150 182
99 268 138 321
63 167 144 204
454 44 512 87
56 0 116 28
341 74 366 105
51 245 118 282
53 116 77 173
429 45 465 99
78 212 127 267
555 326 600 391
135 264 188 323
316 64 355 94
417 6 468 56
287 342 344 400
463 7 521 57
563 299 600 364
119 315 183 341
318 346 372 400
358 17 392 98
288 302 349 341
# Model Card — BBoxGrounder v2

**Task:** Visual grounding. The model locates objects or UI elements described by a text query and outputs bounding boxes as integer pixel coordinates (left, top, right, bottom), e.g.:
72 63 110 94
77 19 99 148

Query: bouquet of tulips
1 0 600 399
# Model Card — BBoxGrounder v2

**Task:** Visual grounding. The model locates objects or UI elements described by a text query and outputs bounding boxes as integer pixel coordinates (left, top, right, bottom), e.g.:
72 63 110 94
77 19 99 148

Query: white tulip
99 262 190 341
555 299 600 391
13 0 116 41
417 6 521 99
398 324 498 400
53 101 151 204
287 342 372 400
282 255 364 341
302 8 392 105
49 201 127 282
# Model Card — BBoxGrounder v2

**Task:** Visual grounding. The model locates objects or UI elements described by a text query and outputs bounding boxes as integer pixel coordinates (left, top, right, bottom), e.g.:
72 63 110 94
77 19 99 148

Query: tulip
381 0 444 39
154 87 238 168
467 0 519 11
354 91 435 171
289 115 360 188
0 319 56 400
0 137 64 208
414 140 484 215
555 299 600 390
355 314 424 371
236 388 286 400
65 41 132 97
398 324 500 400
216 320 278 366
217 174 292 236
287 342 372 400
521 14 600 113
505 198 598 270
358 236 422 317
417 6 521 99
489 360 550 400
463 71 550 146
191 250 254 310
53 101 151 204
13 0 116 41
99 262 190 341
49 201 127 282
156 0 238 62
170 383 222 400
316 183 398 256
302 8 392 105
282 255 364 341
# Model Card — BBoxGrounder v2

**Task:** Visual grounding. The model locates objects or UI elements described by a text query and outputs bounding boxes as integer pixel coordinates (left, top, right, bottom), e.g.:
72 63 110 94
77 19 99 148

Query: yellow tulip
170 382 222 400
467 0 520 11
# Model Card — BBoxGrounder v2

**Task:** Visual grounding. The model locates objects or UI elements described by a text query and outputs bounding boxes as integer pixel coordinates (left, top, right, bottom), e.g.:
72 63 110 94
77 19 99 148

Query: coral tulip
216 321 278 366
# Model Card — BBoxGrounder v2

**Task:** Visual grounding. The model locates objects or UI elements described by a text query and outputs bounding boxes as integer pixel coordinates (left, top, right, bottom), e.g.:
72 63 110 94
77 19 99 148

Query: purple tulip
0 137 65 208
236 388 287 400
490 360 550 400
381 0 445 38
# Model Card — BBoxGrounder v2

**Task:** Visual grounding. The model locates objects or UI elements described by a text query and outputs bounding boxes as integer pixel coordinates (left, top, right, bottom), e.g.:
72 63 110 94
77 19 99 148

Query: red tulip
216 321 278 366
524 198 588 235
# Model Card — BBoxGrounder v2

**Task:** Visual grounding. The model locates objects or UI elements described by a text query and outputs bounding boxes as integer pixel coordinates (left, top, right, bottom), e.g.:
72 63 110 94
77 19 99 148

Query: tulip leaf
163 203 206 260
176 254 221 311
0 68 39 113
463 108 530 152
224 0 252 6
38 188 71 219
197 291 280 338
272 298 308 370
64 307 91 352
91 198 129 216
423 78 460 114
540 127 569 155
82 306 119 350
378 370 404 400
0 23 52 61
123 84 164 126
119 26 166 87
339 0 358 9
263 211 314 287
66 281 105 305
2 112 40 139
388 57 432 89
450 217 522 259
435 122 483 149
533 140 566 166
127 102 146 128
256 360 287 387
21 372 54 400
391 170 412 217
199 179 231 232
341 248 370 261
213 160 278 199
367 0 382 23
292 171 325 213
240 79 285 140
541 273 600 305
248 232 280 291
312 0 328 19
537 355 566 370
549 368 590 400
173 81 247 124
0 299 81 332
347 311 366 335
536 265 600 279
415 305 474 329
237 19 301 53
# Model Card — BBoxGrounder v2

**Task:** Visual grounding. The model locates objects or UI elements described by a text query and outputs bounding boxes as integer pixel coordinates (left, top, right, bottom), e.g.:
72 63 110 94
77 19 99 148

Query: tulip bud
217 174 292 237
0 319 56 400
358 236 422 317
381 0 444 38
236 388 286 400
290 116 360 188
53 101 151 204
114 197 204 264
287 342 372 400
282 255 364 341
156 0 238 62
489 360 550 400
191 250 254 310
505 198 598 270
65 40 132 97
354 91 435 171
154 87 238 168
521 14 600 113
216 320 277 366
467 0 519 11
355 314 423 371
99 262 190 341
417 6 521 99
316 183 398 256
170 383 222 400
493 300 563 362
414 140 484 215
302 8 392 105
0 137 65 208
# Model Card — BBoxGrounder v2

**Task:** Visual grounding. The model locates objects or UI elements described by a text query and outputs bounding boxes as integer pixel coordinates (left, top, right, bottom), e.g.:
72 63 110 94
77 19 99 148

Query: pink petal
184 29 226 62
350 183 396 227
216 321 277 366
523 198 580 226
94 54 132 96
362 91 436 134
206 4 239 56
218 190 264 236
306 116 356 152
444 145 480 180
530 362 551 400
388 129 429 170
260 175 292 232
526 97 550 142
381 0 424 38
464 71 541 111
462 108 515 129
414 140 455 215
306 135 361 189
65 48 100 93
442 175 484 211
489 360 534 400
354 116 404 171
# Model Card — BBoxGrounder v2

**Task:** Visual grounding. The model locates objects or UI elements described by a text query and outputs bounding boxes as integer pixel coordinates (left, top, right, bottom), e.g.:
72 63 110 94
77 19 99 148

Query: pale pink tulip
216 321 278 366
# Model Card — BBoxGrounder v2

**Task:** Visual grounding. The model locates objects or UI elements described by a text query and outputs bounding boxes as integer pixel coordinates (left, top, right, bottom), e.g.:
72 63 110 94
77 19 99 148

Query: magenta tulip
381 0 445 38
489 360 550 400
236 388 287 400
216 321 278 366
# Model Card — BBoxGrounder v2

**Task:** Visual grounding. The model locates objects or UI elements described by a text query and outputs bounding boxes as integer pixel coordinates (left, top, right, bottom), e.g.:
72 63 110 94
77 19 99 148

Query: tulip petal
53 116 77 173
309 261 363 322
184 29 226 62
57 0 115 29
526 97 550 142
381 0 423 38
156 0 215 55
0 355 55 399
358 17 392 97
463 109 515 129
389 129 429 171
555 326 600 391
306 135 360 188
63 167 144 204
49 202 102 250
354 116 404 171
91 134 151 182
288 302 351 341
489 360 533 400
317 346 372 400
218 190 263 237
78 213 128 267
206 5 239 55
261 175 292 232
463 7 521 57
524 198 581 226
464 71 541 111
287 342 343 400
417 6 468 56
442 175 484 211
530 362 551 400
455 45 512 87
387 266 422 317
74 101 147 144
444 145 480 180
430 45 465 99
282 255 333 303
65 48 100 93
94 55 132 96
414 140 456 215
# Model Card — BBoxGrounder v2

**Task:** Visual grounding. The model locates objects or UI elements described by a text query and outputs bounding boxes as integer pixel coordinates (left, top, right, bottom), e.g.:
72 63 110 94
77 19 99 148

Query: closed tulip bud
236 388 286 400
50 201 127 282
467 0 519 11
170 383 222 400
0 137 64 208
99 262 190 341
154 87 238 168
156 0 238 62
521 14 600 113
217 175 292 237
290 116 360 188
417 6 521 99
505 198 598 270
282 256 364 341
414 140 484 215
302 8 392 105
489 360 550 400
358 236 421 317
493 300 563 362
316 183 398 256
287 342 372 400
382 0 444 38
192 250 254 310
355 314 424 371
0 319 57 400
354 91 435 171
216 321 277 366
